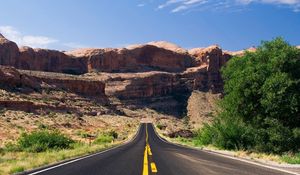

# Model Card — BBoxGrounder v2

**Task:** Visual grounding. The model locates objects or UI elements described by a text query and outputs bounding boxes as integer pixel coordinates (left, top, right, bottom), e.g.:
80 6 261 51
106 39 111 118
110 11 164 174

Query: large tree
198 38 300 153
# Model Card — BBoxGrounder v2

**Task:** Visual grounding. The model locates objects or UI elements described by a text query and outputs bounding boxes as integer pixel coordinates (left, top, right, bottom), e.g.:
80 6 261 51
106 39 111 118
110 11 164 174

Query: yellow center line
147 144 152 156
142 123 158 175
150 162 158 173
142 145 149 175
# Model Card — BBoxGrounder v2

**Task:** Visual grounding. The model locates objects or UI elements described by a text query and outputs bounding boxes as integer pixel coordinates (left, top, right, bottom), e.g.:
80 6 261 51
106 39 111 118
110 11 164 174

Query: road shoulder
154 125 300 175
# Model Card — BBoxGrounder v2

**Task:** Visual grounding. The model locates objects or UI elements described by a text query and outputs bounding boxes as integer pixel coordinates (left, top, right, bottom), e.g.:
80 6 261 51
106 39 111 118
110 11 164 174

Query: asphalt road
26 123 295 175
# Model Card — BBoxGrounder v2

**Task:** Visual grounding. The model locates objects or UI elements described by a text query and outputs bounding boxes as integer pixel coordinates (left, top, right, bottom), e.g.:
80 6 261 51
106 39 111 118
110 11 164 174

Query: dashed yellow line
150 162 158 173
147 144 152 156
142 124 158 175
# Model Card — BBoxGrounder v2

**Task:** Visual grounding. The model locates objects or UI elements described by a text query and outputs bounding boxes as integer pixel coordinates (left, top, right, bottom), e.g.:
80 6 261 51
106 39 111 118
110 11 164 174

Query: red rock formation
66 44 193 73
104 72 178 99
0 66 40 90
0 33 234 98
0 34 19 66
0 66 105 96
188 45 232 92
37 77 105 96
18 47 87 74
147 41 187 54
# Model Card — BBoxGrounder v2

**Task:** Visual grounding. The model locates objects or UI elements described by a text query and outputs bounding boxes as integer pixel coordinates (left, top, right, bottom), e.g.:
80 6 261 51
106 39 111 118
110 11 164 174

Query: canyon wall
0 66 105 96
0 33 239 101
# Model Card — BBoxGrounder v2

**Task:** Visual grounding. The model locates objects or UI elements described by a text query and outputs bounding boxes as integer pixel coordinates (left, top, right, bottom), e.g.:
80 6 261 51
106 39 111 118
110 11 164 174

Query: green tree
197 38 300 153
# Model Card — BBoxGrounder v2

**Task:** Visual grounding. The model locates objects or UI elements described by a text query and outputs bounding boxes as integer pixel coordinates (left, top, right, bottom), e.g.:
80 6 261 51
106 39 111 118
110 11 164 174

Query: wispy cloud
158 0 300 13
137 3 146 7
63 42 90 49
0 26 58 48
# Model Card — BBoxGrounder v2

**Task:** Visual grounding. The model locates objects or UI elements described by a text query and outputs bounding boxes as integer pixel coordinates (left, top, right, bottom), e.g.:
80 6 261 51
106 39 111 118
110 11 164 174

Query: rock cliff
0 66 105 96
0 34 19 66
0 33 249 107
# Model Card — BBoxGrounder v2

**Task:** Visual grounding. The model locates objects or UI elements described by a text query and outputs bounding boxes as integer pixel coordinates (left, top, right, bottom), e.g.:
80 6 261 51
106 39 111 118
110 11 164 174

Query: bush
94 134 114 144
94 130 118 144
108 130 118 139
18 130 74 152
195 117 254 150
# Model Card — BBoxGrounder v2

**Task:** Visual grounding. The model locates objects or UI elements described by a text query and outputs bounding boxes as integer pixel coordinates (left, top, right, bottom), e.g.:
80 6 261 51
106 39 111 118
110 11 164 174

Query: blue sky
0 0 299 51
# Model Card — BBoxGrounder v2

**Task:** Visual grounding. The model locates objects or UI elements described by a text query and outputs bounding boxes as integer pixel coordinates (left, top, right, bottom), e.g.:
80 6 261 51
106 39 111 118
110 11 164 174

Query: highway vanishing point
24 123 296 175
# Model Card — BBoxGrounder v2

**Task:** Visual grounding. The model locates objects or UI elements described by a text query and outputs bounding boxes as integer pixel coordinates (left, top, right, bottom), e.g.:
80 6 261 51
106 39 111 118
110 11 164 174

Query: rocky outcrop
147 41 187 54
188 46 231 92
0 66 105 96
0 33 234 100
66 44 193 73
20 70 106 96
0 34 19 66
39 78 105 96
187 91 221 128
188 45 231 71
0 33 230 76
0 66 40 91
18 47 87 75
104 72 178 99
168 129 194 138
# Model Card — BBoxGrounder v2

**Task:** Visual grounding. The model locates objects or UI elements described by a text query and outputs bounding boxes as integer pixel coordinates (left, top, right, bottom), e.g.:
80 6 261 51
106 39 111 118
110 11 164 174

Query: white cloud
137 3 146 7
158 0 300 13
0 26 58 48
63 42 90 49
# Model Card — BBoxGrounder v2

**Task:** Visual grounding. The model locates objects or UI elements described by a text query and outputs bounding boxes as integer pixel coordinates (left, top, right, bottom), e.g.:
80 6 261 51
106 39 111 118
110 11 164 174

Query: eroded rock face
0 66 40 90
66 44 193 73
188 45 230 71
19 47 87 75
147 41 187 54
0 33 234 100
0 66 105 96
0 34 19 66
188 45 232 92
104 72 178 99
38 78 105 96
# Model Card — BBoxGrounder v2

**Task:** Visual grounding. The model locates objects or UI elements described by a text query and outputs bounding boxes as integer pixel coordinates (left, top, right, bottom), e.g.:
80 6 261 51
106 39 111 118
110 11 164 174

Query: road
26 123 295 175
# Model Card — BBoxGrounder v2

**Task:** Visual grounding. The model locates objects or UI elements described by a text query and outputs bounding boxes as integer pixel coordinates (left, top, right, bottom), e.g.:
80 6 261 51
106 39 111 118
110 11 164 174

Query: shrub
18 130 74 152
93 130 118 144
195 117 254 150
94 134 114 144
108 130 118 139
4 142 21 152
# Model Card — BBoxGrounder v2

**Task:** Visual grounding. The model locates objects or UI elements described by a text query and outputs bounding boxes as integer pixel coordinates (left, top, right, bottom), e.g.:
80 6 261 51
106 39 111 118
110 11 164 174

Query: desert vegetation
0 104 139 175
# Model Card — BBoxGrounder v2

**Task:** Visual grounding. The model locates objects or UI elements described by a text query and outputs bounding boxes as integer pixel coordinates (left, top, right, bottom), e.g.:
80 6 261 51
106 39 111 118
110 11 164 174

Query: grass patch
281 153 300 164
9 166 25 174
94 130 118 144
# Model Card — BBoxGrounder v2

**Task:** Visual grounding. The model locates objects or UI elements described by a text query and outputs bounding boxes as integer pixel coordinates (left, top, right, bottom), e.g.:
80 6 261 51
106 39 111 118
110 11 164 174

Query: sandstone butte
1 33 295 101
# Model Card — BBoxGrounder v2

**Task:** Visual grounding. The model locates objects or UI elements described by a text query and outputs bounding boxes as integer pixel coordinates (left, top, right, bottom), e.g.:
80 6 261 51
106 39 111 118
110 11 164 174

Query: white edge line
150 124 299 175
27 125 142 175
